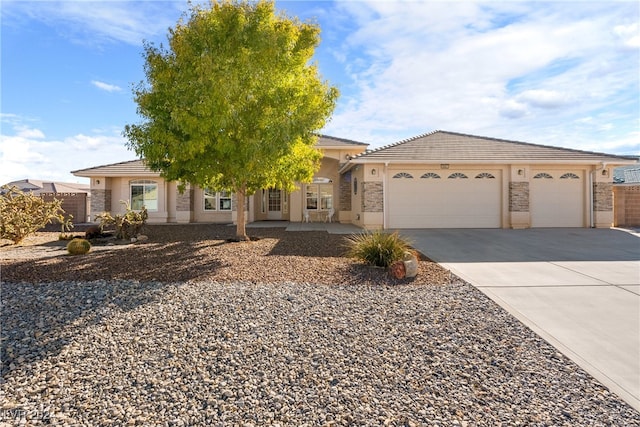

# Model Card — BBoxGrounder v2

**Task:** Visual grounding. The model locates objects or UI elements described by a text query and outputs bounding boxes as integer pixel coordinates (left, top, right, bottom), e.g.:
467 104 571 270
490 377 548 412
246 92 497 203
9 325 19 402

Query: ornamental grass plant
345 230 412 268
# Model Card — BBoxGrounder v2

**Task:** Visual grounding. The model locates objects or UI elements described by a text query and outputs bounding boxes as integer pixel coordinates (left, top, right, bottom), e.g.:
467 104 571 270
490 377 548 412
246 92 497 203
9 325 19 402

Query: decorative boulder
85 225 102 239
403 251 419 278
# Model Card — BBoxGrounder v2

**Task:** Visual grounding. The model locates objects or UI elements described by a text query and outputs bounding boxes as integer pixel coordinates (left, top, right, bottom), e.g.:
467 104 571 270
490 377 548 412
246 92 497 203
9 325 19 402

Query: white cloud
2 1 184 46
324 1 639 154
91 80 122 93
0 116 135 185
516 89 573 109
613 22 640 48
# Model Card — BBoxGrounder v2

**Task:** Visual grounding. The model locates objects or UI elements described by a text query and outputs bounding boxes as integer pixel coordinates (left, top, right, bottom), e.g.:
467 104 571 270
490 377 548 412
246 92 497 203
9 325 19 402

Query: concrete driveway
403 228 640 411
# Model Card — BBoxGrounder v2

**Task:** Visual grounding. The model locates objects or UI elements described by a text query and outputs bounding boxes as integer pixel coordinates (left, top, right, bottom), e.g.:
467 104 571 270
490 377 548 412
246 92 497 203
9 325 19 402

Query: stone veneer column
509 182 529 212
90 189 111 220
508 181 530 229
593 181 613 228
361 181 383 212
504 165 531 229
339 171 352 212
175 186 193 223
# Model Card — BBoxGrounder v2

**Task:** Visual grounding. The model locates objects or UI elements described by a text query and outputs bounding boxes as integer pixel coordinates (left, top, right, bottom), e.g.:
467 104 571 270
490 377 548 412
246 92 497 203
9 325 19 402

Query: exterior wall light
518 169 524 175
371 168 376 175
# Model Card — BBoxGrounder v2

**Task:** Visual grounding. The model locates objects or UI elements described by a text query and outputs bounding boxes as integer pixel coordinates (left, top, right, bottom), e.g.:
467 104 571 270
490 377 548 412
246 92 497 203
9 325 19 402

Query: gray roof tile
351 130 637 163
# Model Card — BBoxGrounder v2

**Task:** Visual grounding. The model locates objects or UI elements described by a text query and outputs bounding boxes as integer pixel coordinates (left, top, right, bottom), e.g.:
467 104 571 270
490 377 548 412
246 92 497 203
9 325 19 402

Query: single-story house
2 179 90 222
72 131 638 229
613 165 640 227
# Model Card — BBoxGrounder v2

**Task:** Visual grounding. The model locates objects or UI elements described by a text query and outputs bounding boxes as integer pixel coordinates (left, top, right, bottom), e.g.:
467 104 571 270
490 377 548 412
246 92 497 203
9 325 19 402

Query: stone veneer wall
593 182 613 211
339 172 352 211
176 188 194 212
509 182 529 212
90 189 111 216
361 181 383 212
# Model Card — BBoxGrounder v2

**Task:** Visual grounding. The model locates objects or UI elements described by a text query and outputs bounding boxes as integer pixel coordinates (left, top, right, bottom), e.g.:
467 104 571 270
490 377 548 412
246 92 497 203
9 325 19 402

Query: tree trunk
235 184 249 241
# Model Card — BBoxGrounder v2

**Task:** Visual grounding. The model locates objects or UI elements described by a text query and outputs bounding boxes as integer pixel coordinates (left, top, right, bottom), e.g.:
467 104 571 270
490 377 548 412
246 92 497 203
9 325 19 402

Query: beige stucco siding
191 187 234 223
104 176 169 223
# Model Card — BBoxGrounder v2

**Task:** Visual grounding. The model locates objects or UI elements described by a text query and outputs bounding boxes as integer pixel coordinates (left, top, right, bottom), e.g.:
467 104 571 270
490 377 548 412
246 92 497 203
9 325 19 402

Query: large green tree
124 0 338 239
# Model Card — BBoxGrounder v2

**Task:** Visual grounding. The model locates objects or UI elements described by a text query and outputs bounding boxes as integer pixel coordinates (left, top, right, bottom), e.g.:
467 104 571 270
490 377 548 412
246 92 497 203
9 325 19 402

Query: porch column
175 184 193 223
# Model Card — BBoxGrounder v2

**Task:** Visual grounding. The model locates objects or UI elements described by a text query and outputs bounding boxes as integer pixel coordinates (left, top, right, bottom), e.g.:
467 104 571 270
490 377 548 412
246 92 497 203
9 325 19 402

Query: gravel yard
1 225 638 425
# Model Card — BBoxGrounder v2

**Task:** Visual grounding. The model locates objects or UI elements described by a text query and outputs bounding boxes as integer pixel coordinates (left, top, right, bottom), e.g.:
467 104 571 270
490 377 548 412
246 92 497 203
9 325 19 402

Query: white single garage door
530 171 584 227
388 170 501 228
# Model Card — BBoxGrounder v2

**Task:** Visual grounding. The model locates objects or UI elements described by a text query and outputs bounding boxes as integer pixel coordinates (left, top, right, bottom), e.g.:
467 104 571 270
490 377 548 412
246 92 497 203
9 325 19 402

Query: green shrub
94 201 148 240
0 185 73 244
345 230 412 268
67 238 91 255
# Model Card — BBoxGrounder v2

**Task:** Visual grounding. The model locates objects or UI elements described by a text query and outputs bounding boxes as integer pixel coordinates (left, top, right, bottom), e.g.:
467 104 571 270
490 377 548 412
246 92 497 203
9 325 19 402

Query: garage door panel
388 170 501 228
531 171 584 227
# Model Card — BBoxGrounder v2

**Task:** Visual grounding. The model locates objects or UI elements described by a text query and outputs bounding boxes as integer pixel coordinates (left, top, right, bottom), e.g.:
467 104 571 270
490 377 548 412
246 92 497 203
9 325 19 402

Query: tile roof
71 159 155 177
72 136 368 177
614 165 640 184
316 134 368 148
350 130 638 164
2 179 89 194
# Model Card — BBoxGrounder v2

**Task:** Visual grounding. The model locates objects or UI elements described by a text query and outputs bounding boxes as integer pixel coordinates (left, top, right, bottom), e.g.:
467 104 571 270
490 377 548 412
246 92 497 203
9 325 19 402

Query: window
475 173 495 179
420 173 441 179
533 173 553 179
130 180 158 211
204 189 232 211
560 173 579 179
393 172 413 179
306 184 333 210
448 173 468 179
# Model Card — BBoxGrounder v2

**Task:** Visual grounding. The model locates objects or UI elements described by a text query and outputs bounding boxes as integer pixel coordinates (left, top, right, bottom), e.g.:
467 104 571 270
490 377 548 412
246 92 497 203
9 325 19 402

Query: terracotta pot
389 260 406 279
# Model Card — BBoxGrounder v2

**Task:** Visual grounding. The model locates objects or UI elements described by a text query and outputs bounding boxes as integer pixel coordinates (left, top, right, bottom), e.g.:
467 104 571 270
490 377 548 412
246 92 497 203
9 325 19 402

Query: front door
267 188 282 220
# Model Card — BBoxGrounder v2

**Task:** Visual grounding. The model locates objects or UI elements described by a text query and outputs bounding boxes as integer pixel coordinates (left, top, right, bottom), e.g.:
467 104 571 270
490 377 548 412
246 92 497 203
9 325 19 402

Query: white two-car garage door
530 171 585 227
388 170 502 228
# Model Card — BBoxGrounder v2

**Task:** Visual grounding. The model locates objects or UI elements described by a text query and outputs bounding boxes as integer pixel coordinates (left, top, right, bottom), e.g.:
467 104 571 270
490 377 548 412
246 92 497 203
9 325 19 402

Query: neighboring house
613 165 640 227
72 131 638 229
2 179 90 222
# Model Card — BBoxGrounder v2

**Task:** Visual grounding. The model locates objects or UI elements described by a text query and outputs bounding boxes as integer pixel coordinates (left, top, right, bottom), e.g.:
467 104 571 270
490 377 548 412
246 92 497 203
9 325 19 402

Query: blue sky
1 0 638 185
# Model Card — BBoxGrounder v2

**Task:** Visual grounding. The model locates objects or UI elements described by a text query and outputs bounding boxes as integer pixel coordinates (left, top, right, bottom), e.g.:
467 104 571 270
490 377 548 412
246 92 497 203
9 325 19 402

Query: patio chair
326 208 335 223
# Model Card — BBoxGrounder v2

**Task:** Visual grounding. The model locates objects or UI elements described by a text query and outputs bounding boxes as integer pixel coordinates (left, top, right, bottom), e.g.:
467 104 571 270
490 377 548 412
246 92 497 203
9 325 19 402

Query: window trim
306 183 333 211
204 189 232 212
130 179 158 212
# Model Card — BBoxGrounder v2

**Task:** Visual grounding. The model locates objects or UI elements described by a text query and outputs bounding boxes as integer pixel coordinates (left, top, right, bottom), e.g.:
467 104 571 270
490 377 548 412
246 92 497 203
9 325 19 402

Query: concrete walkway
247 220 362 235
403 228 640 411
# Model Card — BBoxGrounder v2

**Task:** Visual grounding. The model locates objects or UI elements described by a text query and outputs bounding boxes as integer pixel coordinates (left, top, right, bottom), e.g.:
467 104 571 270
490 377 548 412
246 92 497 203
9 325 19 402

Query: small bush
67 238 91 255
345 230 412 268
94 201 148 240
0 185 73 244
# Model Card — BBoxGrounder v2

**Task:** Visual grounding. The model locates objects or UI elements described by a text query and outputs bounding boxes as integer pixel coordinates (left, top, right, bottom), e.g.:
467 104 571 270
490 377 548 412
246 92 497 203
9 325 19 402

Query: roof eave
347 158 638 166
